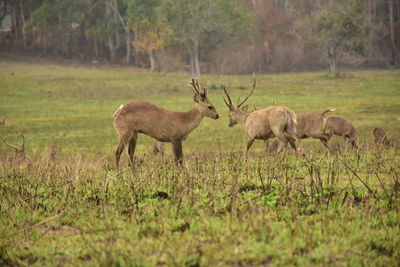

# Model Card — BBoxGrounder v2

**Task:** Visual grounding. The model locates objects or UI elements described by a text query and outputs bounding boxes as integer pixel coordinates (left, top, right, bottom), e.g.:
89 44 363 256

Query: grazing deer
43 144 58 161
113 78 219 169
324 115 358 151
153 141 165 156
373 128 392 147
222 76 298 155
4 133 32 165
0 116 5 126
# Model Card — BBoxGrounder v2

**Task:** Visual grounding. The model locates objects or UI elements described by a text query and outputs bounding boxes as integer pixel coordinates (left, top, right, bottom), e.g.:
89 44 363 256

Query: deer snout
212 114 219 120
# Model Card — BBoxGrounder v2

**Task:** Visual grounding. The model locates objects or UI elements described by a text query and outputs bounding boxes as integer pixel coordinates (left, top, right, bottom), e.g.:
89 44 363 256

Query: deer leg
352 141 358 150
350 137 358 150
172 140 183 165
285 126 298 154
273 135 286 154
285 135 297 154
344 137 349 153
245 138 255 156
115 134 130 170
319 137 331 154
264 139 269 155
128 133 138 167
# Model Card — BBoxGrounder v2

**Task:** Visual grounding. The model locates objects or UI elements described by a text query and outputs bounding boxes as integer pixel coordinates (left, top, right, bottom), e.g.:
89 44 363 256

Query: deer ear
241 105 249 112
193 94 201 103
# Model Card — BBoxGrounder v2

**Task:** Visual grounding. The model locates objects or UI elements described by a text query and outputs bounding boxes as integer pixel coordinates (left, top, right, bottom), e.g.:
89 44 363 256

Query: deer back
244 106 296 138
326 115 356 139
297 112 327 138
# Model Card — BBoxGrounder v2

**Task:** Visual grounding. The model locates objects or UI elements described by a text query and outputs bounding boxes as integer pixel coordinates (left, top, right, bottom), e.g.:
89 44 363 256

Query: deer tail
321 107 336 115
286 110 297 129
113 104 124 117
321 107 335 132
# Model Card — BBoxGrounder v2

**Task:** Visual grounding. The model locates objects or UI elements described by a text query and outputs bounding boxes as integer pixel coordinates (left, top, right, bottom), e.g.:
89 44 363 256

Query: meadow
0 60 399 266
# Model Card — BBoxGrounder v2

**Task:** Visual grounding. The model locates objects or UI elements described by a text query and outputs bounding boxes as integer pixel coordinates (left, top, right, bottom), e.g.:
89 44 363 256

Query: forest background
1 0 399 76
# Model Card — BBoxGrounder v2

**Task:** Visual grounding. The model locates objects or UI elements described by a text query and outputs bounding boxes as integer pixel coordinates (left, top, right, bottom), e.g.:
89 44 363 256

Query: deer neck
180 105 204 134
237 112 249 128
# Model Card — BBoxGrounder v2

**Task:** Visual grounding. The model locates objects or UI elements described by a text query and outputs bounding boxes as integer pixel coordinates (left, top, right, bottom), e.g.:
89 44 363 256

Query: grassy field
0 60 400 265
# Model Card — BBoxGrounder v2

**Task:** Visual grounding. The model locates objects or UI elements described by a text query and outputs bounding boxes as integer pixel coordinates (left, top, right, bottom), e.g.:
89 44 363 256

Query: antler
4 133 25 151
237 73 256 108
189 78 207 99
4 139 19 150
221 75 234 111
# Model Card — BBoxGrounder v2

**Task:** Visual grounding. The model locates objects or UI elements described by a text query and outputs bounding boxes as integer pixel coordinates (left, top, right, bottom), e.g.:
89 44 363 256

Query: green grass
0 61 400 265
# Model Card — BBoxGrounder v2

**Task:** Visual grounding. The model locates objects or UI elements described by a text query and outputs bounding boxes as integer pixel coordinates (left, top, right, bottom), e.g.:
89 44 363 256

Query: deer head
222 74 256 127
189 78 219 120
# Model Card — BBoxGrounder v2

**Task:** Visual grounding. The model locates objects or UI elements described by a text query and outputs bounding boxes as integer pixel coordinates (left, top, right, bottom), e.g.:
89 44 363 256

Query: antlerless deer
294 107 336 151
325 115 358 150
271 110 358 153
113 78 219 169
373 128 392 147
222 75 298 155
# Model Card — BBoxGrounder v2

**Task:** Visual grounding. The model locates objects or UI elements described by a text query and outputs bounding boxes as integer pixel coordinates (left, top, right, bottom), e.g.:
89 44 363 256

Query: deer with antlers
4 133 32 165
222 75 298 155
113 78 219 169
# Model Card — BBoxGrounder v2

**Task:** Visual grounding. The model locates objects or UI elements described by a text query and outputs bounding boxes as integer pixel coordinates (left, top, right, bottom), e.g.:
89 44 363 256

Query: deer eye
208 106 213 110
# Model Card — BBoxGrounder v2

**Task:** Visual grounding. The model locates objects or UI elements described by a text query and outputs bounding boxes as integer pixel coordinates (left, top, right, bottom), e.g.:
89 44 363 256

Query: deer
291 107 337 151
0 116 5 126
43 144 58 161
152 141 165 156
324 115 358 151
373 128 392 147
4 133 32 165
113 78 219 169
222 75 298 155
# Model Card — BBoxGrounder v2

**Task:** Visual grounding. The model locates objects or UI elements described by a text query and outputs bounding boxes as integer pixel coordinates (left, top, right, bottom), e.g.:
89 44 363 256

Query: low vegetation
0 61 399 265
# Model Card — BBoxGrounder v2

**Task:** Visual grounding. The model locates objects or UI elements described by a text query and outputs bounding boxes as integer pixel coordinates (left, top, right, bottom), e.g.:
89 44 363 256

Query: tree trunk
126 29 131 64
10 0 22 45
94 37 99 58
132 30 138 66
108 36 116 63
193 39 200 77
19 0 26 48
389 0 397 66
149 49 155 72
328 45 338 78
188 43 195 76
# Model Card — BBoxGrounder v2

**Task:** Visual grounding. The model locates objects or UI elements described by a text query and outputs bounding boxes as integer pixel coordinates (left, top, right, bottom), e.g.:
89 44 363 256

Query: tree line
1 0 399 76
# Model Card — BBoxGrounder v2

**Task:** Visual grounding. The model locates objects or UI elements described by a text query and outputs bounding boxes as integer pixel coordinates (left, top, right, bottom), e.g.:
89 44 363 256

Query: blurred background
1 0 399 76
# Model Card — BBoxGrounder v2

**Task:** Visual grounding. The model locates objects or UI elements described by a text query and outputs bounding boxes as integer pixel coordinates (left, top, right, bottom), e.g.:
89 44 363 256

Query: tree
30 0 87 57
161 0 254 76
125 0 165 71
307 0 369 77
388 0 397 66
